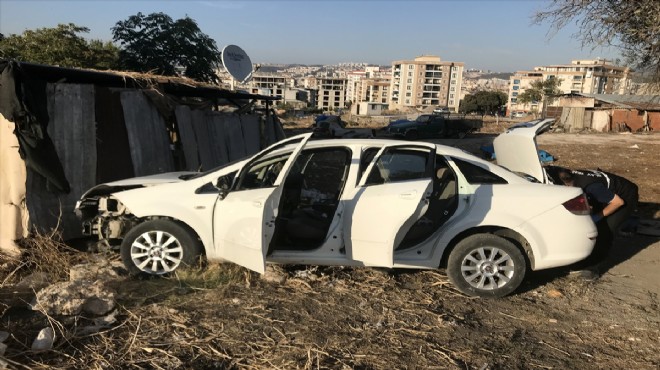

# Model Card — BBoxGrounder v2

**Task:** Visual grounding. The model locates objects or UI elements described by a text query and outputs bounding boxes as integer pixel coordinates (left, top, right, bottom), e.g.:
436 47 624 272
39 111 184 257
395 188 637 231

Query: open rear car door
349 143 436 267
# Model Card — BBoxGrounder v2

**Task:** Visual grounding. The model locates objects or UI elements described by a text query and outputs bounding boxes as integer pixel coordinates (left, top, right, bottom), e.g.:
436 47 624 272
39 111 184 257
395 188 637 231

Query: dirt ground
1 121 659 369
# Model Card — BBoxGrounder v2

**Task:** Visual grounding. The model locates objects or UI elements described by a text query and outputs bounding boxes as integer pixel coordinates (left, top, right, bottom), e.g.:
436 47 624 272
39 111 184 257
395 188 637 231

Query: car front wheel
121 219 202 276
447 234 526 298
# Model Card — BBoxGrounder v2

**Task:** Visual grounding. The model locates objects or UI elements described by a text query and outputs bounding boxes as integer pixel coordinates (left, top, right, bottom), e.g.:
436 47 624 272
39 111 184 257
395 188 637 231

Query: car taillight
562 194 591 215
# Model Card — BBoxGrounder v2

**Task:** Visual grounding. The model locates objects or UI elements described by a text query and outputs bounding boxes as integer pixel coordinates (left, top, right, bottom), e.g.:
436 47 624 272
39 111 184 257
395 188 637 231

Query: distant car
382 114 482 140
511 111 526 118
311 115 374 139
75 119 596 297
433 106 450 115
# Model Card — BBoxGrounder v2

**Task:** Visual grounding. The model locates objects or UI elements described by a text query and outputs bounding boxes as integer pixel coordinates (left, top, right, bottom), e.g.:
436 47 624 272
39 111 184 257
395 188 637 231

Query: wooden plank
174 105 200 171
26 83 96 240
223 114 247 161
208 113 230 166
96 87 134 183
239 114 261 155
120 91 174 176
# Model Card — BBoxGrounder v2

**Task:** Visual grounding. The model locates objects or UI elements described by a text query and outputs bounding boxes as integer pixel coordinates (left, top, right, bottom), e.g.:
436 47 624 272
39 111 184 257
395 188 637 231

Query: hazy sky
0 0 622 72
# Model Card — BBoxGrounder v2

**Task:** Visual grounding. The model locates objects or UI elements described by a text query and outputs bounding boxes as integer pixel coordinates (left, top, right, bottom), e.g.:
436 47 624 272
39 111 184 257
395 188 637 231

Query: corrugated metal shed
580 94 660 110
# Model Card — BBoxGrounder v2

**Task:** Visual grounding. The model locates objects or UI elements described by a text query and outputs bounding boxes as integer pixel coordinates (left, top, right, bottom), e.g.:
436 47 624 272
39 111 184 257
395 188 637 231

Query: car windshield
178 157 246 180
416 115 431 123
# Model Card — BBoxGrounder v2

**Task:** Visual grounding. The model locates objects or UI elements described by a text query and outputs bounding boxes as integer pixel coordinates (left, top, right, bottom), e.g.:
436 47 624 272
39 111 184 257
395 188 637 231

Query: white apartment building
508 59 632 114
316 77 348 111
390 55 464 112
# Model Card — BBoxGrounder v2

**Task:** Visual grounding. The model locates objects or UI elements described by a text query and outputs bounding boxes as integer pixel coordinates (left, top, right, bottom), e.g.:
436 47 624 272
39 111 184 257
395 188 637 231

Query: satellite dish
221 44 253 84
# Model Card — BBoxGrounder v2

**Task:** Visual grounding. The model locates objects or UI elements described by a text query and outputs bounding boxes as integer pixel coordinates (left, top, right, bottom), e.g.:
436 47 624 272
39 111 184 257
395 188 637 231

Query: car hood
80 171 197 198
493 118 554 183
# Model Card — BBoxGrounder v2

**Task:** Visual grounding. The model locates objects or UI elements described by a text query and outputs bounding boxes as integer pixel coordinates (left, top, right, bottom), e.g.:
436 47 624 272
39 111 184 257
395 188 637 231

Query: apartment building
508 59 632 114
316 77 348 111
356 78 390 104
243 73 292 99
390 55 464 112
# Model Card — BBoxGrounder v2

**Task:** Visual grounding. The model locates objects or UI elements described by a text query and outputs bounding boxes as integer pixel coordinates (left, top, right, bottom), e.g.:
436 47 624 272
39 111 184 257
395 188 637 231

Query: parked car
511 111 527 118
75 119 596 297
381 114 482 139
433 106 450 115
311 115 374 139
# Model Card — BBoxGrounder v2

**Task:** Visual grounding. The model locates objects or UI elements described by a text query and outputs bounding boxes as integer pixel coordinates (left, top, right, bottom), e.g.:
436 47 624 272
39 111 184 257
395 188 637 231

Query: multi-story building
508 59 632 114
242 73 292 99
316 77 348 111
389 55 464 112
356 78 390 104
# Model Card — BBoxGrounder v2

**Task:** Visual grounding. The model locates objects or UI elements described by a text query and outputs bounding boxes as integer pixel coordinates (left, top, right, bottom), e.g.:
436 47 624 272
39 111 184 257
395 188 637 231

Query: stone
261 265 287 284
31 327 54 351
16 272 51 290
69 261 120 282
32 280 116 317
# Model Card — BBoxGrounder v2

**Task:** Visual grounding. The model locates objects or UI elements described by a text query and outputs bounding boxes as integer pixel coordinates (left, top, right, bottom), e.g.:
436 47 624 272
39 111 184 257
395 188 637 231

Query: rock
261 265 287 284
16 272 51 290
69 261 121 282
546 289 563 298
31 327 54 351
32 280 116 317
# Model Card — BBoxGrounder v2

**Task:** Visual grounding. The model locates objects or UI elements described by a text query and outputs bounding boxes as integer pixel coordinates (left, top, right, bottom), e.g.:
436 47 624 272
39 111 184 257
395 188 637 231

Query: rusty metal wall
26 83 97 240
120 91 175 176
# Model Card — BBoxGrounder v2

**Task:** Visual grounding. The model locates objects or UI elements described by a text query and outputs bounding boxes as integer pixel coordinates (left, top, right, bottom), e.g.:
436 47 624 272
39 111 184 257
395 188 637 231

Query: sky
0 0 622 72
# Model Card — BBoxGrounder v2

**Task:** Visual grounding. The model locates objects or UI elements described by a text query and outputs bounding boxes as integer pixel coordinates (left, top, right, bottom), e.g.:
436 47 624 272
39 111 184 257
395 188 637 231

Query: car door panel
351 179 433 266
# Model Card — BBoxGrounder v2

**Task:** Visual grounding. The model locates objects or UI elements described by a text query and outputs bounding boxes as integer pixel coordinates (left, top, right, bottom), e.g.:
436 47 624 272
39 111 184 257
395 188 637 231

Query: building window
512 92 518 96
450 87 455 92
512 86 519 90
510 98 517 103
408 71 413 77
513 79 520 84
449 100 454 105
406 86 411 90
405 99 410 104
451 80 456 84
407 79 412 83
406 92 412 97
449 94 454 98
408 65 414 69
452 73 456 78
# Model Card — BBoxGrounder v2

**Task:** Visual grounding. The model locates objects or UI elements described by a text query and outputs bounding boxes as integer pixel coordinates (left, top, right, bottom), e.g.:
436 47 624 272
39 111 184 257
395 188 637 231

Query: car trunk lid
493 118 554 183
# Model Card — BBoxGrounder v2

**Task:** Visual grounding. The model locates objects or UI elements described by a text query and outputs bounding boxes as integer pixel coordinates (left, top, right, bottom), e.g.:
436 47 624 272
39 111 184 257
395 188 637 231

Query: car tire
121 219 203 276
447 234 526 298
405 130 418 140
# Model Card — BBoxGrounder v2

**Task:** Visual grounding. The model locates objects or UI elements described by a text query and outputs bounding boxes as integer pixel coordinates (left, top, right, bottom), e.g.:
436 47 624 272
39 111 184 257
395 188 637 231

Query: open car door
213 133 312 273
349 143 436 267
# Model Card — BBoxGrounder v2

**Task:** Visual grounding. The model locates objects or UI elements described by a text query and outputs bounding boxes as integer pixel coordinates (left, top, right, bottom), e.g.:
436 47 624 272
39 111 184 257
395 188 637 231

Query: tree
534 0 660 88
0 24 119 69
516 78 562 118
459 91 508 118
112 12 221 83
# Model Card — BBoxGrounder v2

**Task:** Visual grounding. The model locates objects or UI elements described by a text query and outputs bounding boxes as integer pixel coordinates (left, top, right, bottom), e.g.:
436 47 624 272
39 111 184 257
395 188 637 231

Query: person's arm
596 193 625 219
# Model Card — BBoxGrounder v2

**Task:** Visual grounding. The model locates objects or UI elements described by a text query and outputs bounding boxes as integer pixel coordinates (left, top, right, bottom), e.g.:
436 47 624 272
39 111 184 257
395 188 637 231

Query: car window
366 149 430 185
235 154 290 190
295 148 351 204
357 147 380 184
451 157 508 184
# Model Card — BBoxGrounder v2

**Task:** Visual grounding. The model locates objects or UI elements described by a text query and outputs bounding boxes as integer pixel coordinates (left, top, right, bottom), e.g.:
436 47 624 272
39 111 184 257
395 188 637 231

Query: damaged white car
75 119 597 297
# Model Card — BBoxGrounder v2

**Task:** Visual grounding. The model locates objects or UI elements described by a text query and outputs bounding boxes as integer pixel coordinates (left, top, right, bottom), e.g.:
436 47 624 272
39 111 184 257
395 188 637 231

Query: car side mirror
215 177 232 199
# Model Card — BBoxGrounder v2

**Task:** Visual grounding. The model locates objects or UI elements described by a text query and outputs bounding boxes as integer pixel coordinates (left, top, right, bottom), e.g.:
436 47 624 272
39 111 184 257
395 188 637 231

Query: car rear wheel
121 219 202 276
447 234 526 298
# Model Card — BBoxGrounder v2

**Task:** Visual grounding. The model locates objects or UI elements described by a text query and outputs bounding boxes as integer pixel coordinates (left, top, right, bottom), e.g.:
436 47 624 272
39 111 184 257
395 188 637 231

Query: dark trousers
583 186 639 266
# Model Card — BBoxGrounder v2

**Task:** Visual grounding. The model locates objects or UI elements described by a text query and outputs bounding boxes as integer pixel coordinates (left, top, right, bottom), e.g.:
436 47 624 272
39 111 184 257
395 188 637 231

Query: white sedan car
75 119 597 297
